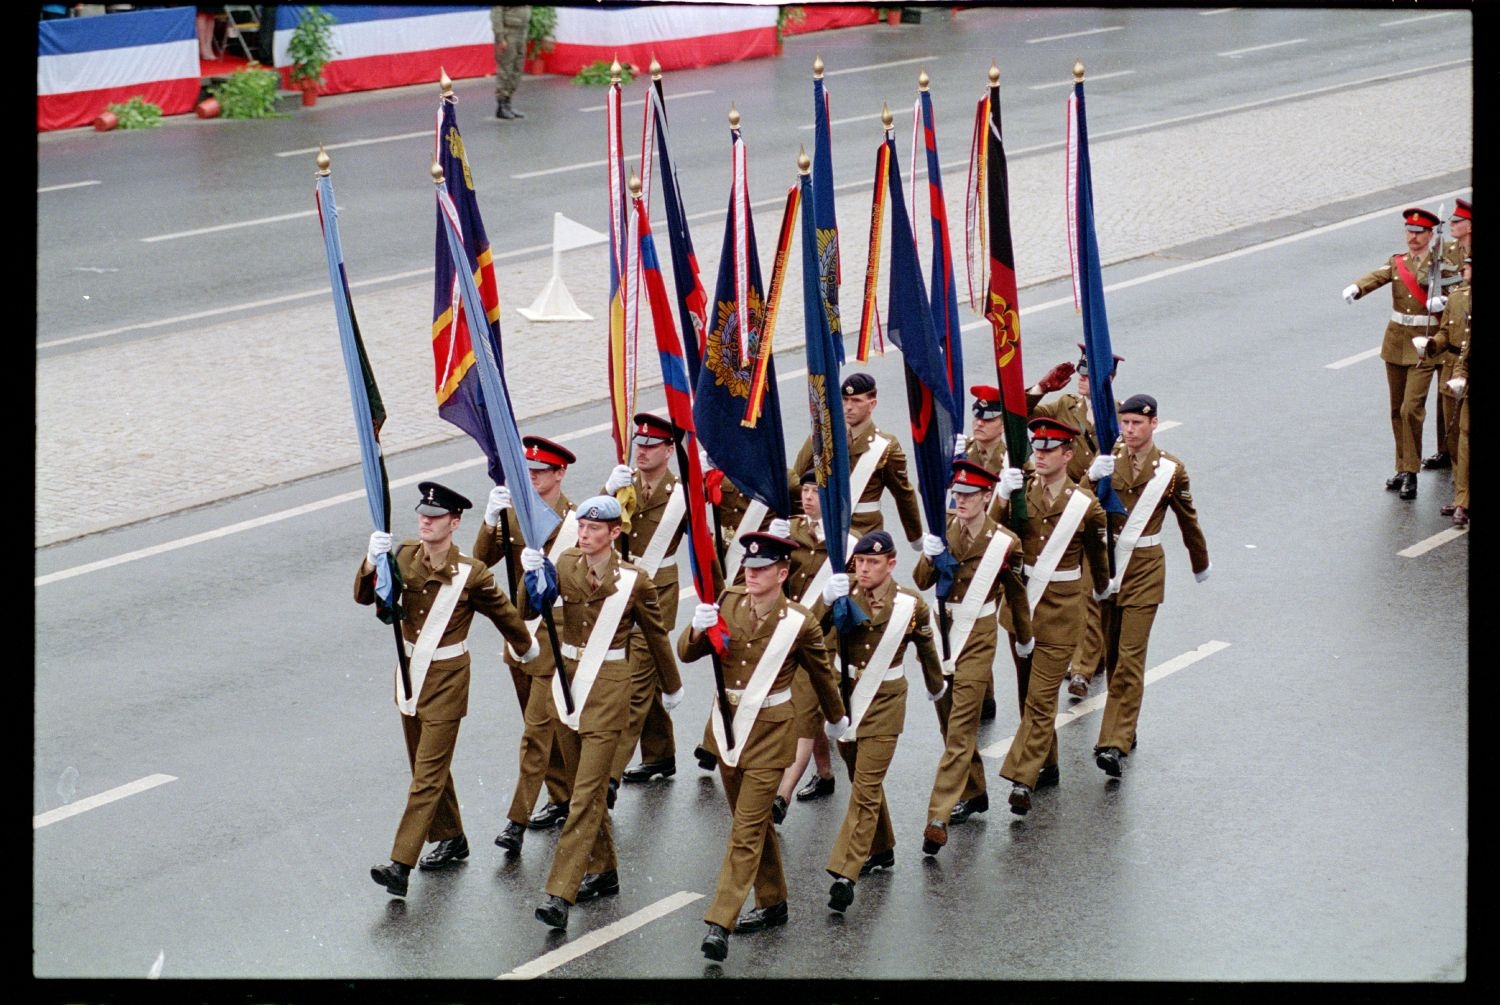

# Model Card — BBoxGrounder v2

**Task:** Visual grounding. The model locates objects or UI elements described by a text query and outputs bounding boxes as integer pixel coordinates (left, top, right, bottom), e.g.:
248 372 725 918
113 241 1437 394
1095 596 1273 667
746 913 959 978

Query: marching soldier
821 531 944 913
992 419 1111 814
1425 198 1471 473
1440 254 1472 526
962 383 1022 723
1342 207 1460 500
680 532 846 961
476 436 578 854
360 482 537 897
530 495 681 930
915 460 1033 857
1086 395 1211 778
602 413 688 787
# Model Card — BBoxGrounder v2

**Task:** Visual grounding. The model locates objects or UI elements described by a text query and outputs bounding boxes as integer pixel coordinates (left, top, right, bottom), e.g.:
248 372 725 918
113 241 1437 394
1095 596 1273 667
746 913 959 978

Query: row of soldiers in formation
1344 199 1473 524
355 351 1210 961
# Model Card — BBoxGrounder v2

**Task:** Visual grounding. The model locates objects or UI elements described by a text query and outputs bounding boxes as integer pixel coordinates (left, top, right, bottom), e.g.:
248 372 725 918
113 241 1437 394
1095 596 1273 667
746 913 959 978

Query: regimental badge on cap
1118 393 1158 417
950 459 999 494
523 435 576 471
415 480 473 516
852 530 895 555
576 494 623 522
842 372 876 397
739 531 795 568
1027 416 1081 450
1403 207 1440 232
969 384 1004 419
632 411 678 447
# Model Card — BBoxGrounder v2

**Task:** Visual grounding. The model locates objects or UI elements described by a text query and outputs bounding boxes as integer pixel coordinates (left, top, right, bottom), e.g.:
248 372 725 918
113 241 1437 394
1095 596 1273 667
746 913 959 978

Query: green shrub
105 96 162 129
527 6 556 56
211 66 286 119
574 59 632 86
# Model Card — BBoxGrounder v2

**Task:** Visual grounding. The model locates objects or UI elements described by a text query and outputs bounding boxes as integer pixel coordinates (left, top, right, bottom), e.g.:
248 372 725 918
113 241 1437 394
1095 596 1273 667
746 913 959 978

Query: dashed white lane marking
39 180 100 193
824 56 934 77
1218 38 1306 58
579 89 713 113
1199 8 1238 15
1398 527 1468 558
980 641 1230 759
1026 26 1124 44
276 131 429 158
512 152 640 181
33 774 177 829
140 210 319 243
497 890 704 979
1325 347 1381 370
798 111 887 131
1380 11 1464 27
1029 70 1134 91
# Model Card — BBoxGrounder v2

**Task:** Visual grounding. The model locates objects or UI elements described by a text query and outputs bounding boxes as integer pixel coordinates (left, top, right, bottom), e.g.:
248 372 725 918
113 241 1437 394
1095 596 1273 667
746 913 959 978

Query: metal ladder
222 5 262 63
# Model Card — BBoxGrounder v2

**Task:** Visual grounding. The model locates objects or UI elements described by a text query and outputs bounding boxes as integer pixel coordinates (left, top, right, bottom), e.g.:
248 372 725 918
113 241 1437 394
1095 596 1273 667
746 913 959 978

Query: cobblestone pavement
34 67 1471 546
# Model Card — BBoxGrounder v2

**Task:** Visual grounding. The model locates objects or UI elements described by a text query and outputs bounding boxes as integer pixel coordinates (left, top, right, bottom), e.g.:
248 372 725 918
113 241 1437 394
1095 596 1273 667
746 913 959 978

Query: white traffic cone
517 212 607 322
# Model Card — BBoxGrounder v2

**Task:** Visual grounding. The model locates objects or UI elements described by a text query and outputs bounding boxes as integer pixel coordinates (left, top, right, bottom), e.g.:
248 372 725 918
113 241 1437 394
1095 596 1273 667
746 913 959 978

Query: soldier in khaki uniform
361 482 537 898
531 495 680 930
915 461 1033 856
489 6 530 120
821 531 944 913
680 532 846 962
602 414 688 787
476 436 578 853
1087 395 1211 777
1441 253 1472 526
1343 207 1460 500
1424 198 1471 471
991 418 1111 814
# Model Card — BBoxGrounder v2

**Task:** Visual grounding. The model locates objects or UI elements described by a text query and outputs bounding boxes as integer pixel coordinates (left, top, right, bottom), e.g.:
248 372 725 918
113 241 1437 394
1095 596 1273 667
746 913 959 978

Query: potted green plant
209 65 286 119
524 6 556 75
287 6 338 106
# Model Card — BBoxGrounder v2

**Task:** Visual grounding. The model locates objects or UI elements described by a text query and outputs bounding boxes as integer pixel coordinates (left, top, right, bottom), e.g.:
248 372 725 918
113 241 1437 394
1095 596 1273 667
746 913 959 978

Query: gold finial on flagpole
439 68 453 97
880 102 893 130
629 170 642 199
728 103 741 130
610 56 622 83
918 68 930 92
316 145 330 175
813 54 824 78
798 145 810 174
988 62 1000 87
1073 60 1085 82
431 161 445 185
650 56 662 80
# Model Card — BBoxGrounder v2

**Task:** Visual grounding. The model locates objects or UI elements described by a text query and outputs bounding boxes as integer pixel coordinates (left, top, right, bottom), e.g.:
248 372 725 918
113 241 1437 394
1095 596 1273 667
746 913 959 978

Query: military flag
811 56 844 363
915 74 966 422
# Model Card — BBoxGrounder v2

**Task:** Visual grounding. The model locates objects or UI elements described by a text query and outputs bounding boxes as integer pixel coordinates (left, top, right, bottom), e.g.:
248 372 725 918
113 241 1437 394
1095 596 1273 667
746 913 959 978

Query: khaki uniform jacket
1029 393 1120 483
624 469 686 591
785 514 833 607
677 587 844 764
474 492 574 676
1454 301 1472 382
1353 245 1461 367
1104 443 1210 607
1433 281 1471 358
993 477 1111 639
821 580 943 736
355 541 532 720
714 475 770 549
793 419 925 541
913 514 1032 680
522 547 679 732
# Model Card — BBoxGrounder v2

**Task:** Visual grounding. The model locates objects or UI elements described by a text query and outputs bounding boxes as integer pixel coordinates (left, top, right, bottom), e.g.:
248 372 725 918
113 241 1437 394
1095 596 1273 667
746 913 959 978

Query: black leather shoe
606 778 619 809
1400 472 1418 500
1385 473 1403 491
495 821 525 854
1095 746 1124 777
921 820 947 855
980 695 997 722
418 834 469 870
828 877 855 913
528 801 569 830
860 848 895 875
950 792 989 823
370 861 410 897
1036 764 1061 790
1008 783 1033 816
534 894 569 930
795 774 835 801
735 900 788 932
1067 673 1089 697
701 923 729 961
622 757 676 782
1423 451 1451 470
771 795 788 825
694 745 719 771
576 870 620 902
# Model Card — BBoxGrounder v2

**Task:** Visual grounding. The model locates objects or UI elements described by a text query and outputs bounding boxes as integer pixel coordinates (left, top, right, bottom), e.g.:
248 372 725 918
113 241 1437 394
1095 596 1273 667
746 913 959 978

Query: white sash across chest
943 530 1014 673
722 498 769 585
842 591 916 742
395 563 471 717
1109 458 1177 593
635 484 685 577
1025 489 1092 614
848 433 891 503
553 567 639 732
711 607 806 768
797 532 861 607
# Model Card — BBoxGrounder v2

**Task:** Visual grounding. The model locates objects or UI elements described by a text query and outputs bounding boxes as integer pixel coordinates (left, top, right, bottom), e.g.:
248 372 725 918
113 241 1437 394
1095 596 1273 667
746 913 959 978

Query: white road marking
140 210 319 243
980 641 1230 759
1380 11 1464 28
1398 527 1468 558
798 111 888 131
39 180 101 193
824 56 934 77
33 774 177 829
1156 420 1182 433
496 890 704 979
275 131 430 158
512 152 640 180
1026 26 1124 44
1326 347 1381 370
1029 70 1134 91
1218 38 1306 58
1199 8 1238 15
579 89 713 113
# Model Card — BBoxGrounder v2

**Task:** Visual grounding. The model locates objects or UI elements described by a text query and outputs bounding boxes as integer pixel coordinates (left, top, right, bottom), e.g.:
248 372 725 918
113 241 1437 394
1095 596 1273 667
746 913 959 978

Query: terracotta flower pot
523 56 546 75
886 10 901 24
195 97 221 119
301 84 318 107
93 110 118 131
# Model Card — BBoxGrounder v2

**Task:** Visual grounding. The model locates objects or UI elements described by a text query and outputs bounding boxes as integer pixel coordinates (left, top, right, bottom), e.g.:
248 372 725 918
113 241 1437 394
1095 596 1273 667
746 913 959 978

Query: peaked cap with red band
1452 198 1471 222
969 384 1004 419
950 458 999 494
523 435 576 470
1403 207 1440 231
632 411 679 446
1027 416 1081 448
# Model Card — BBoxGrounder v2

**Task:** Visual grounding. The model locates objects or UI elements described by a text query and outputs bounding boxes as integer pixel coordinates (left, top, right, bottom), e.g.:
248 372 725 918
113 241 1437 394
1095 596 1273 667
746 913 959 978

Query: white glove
825 715 850 742
698 446 714 470
519 547 545 572
940 657 955 677
1014 635 1036 658
1194 562 1212 584
1086 454 1115 481
1092 581 1119 602
822 572 851 605
927 680 948 703
1342 283 1359 304
921 533 945 557
367 531 393 566
953 433 967 459
1412 336 1435 358
691 602 719 632
663 686 684 712
1447 377 1467 400
1428 294 1448 314
768 517 792 538
485 485 512 524
518 635 541 663
998 466 1025 502
604 463 634 493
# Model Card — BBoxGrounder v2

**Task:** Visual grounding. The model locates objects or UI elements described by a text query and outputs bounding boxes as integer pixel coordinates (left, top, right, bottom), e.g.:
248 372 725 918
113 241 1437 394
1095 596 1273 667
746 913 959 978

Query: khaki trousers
1072 548 1107 676
509 665 570 809
705 757 787 929
999 637 1068 787
826 734 897 881
926 677 987 823
392 715 463 866
545 723 619 903
610 629 676 779
1388 361 1434 473
1455 395 1469 508
1095 605 1159 752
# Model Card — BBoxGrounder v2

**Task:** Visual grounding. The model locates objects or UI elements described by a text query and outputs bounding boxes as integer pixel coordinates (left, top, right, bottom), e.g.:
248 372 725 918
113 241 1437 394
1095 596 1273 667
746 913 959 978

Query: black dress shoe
495 820 525 854
1095 746 1124 777
1400 472 1418 500
606 778 619 809
949 792 990 823
980 696 997 722
418 834 470 870
1008 784 1032 816
701 923 729 961
735 900 788 932
795 774 835 801
1067 673 1089 697
534 894 569 930
370 861 410 897
694 745 719 771
622 757 676 782
528 801 569 830
828 877 855 913
921 820 947 855
576 869 620 902
1385 473 1403 491
1423 451 1452 470
771 795 788 825
1036 764 1061 790
860 848 895 875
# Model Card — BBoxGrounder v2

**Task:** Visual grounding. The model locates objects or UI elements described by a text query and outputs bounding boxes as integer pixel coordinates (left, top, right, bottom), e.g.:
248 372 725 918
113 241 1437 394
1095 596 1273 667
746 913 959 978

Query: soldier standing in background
490 6 531 120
